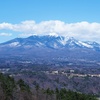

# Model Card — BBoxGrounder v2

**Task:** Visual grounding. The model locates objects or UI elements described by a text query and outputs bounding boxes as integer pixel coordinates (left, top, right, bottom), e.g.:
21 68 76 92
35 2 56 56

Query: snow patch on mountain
58 37 66 45
53 43 58 48
35 42 45 47
9 42 20 47
78 41 93 48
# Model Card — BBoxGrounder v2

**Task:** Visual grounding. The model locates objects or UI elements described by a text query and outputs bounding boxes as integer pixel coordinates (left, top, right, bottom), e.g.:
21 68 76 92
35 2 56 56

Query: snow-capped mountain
0 35 100 50
0 35 100 63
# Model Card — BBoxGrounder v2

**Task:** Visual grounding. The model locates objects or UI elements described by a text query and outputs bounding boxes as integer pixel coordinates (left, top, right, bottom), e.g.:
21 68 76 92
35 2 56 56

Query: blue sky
0 0 100 43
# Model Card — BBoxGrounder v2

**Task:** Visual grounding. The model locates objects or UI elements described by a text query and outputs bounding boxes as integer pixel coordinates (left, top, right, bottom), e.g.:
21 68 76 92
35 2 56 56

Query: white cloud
0 20 100 42
0 22 13 30
0 32 12 36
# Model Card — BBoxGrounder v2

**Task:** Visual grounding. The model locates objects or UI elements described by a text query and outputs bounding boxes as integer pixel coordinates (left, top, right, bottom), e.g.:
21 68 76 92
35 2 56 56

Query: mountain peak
0 35 100 50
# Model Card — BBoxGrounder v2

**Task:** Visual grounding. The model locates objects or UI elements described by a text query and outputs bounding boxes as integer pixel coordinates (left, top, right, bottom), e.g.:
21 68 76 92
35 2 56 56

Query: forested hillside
0 73 97 100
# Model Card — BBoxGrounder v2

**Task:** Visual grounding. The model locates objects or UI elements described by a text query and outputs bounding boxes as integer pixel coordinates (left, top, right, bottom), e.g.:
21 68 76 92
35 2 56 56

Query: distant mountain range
0 35 100 64
1 35 100 50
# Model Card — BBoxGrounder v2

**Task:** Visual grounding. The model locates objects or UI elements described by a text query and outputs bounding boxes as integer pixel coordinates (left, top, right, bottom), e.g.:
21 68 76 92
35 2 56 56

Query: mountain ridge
0 35 100 50
0 35 100 63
